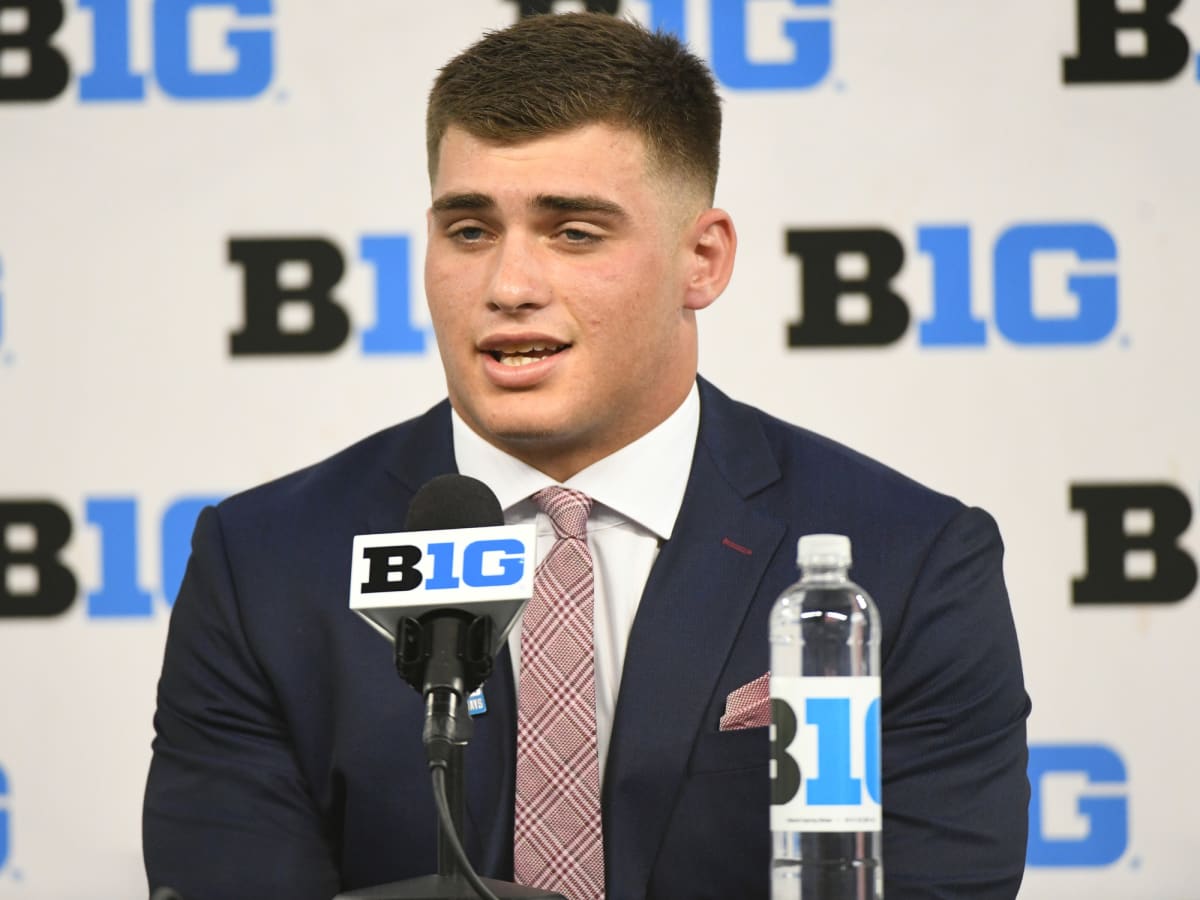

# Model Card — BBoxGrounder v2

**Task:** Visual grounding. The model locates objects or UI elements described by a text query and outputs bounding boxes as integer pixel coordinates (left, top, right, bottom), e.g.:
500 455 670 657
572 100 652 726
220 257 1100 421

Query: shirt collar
450 383 700 541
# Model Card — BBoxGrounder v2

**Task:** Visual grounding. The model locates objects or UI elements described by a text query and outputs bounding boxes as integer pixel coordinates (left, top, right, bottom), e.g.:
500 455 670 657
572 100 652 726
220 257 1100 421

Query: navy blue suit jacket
143 379 1030 899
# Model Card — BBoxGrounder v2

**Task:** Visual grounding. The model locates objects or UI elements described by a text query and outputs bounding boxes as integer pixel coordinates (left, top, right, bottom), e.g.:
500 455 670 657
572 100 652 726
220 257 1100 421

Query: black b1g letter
1064 0 1190 83
0 500 77 616
1071 483 1197 604
229 238 352 355
770 697 802 805
786 228 910 347
0 0 70 102
360 545 424 593
504 0 617 19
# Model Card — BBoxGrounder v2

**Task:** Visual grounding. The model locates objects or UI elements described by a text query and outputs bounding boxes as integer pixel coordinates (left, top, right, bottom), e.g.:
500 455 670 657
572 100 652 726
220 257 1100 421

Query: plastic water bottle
769 534 883 899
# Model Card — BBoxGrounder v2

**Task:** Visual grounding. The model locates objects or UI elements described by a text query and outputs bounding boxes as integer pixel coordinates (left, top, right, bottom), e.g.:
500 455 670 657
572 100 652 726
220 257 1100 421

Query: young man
144 14 1030 900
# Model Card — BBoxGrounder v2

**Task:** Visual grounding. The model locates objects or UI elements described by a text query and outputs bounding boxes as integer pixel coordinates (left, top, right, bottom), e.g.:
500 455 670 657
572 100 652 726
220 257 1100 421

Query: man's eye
562 228 599 243
452 226 486 242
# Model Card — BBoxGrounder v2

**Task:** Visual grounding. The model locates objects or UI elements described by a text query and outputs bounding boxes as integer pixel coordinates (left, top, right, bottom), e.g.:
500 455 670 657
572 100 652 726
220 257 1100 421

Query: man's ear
682 208 737 311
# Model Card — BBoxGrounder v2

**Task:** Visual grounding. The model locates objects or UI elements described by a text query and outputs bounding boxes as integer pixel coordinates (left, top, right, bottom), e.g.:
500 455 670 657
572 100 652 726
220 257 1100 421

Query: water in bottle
769 533 883 899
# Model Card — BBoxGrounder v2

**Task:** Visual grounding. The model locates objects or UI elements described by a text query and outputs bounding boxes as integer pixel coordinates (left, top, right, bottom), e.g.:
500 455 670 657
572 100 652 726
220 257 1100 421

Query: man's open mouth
487 343 570 367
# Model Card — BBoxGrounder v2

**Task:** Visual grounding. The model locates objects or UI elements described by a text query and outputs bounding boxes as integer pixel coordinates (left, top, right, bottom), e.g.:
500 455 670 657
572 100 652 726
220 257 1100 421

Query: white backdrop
2 1 1197 897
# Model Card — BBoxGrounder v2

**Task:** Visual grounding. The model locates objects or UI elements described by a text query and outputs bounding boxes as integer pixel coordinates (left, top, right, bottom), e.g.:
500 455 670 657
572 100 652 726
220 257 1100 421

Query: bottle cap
797 533 852 568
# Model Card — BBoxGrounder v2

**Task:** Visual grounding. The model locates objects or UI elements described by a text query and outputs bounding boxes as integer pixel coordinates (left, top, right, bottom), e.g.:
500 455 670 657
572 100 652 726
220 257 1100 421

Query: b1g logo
786 222 1119 349
0 0 274 103
1027 744 1128 867
354 527 533 596
1065 0 1197 85
0 496 219 618
1071 483 1197 605
770 677 881 831
228 236 427 357
349 525 537 634
508 0 834 91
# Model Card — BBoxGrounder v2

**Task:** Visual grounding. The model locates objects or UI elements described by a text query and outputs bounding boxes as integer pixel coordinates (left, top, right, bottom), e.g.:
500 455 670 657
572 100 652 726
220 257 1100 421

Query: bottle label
769 675 882 832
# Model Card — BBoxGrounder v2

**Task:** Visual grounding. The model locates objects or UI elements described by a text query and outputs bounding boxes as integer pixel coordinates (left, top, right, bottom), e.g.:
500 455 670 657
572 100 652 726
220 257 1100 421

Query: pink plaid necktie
514 487 605 900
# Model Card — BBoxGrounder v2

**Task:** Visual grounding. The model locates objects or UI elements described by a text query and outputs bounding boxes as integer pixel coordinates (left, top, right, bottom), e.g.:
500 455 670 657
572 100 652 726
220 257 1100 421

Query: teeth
489 342 566 365
507 343 552 353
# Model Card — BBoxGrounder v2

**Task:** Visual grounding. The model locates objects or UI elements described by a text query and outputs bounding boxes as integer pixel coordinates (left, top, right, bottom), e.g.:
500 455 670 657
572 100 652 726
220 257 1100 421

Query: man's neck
452 382 701 537
457 386 698 483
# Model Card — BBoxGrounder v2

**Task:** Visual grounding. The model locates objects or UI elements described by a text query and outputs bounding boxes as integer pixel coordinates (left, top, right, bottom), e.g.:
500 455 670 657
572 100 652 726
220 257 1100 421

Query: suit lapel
371 400 458 529
603 380 787 899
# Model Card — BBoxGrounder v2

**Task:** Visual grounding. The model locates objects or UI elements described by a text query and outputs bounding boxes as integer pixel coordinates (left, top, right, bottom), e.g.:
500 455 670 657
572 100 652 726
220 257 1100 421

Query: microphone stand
334 612 566 900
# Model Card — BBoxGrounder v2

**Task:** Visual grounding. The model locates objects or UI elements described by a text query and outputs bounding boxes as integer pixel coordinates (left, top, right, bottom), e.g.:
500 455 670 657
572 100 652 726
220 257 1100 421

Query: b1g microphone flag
348 474 536 657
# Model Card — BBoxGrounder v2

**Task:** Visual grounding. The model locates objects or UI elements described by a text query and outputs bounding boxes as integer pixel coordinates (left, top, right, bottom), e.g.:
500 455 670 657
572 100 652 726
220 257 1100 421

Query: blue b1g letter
1027 744 1128 867
86 498 153 617
805 697 861 804
79 0 145 100
360 235 427 355
88 496 220 616
424 542 459 590
993 223 1118 345
0 763 9 868
643 0 685 38
710 0 832 90
462 539 524 588
799 693 881 806
917 224 987 347
81 0 273 101
0 763 9 871
864 697 880 803
155 0 274 99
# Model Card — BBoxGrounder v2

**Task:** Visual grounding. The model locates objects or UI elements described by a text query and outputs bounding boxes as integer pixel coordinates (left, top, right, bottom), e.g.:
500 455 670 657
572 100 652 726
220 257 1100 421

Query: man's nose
487 234 548 313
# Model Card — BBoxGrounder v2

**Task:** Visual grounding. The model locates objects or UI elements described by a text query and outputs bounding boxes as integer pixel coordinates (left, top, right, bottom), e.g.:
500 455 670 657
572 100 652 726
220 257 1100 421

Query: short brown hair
426 13 722 201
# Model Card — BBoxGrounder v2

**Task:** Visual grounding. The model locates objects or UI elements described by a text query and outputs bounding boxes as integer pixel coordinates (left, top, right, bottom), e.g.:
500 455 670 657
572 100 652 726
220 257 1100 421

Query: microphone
341 475 565 900
405 472 504 530
348 474 536 760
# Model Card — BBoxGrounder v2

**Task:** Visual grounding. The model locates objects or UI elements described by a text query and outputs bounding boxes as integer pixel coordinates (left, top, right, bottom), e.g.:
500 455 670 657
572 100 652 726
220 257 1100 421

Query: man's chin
473 401 574 445
481 418 589 464
488 425 569 447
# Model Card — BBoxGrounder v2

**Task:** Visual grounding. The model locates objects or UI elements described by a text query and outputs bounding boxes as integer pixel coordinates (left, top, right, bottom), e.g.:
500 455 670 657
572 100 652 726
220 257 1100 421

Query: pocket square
719 671 771 731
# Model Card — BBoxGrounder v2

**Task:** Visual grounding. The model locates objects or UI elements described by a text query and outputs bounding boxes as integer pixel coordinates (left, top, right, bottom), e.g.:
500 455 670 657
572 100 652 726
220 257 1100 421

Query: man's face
425 123 715 480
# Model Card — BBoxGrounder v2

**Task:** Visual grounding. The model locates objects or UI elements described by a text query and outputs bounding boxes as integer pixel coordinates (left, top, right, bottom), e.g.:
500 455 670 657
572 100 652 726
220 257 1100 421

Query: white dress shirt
451 384 700 779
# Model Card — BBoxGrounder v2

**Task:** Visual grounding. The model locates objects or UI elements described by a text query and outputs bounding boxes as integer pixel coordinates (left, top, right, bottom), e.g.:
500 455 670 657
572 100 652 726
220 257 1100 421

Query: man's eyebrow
430 192 629 219
431 192 494 213
534 194 628 219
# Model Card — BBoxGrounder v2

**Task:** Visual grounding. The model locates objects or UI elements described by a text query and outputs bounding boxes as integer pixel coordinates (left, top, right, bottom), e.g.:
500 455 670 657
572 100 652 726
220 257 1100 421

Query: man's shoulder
217 400 452 524
698 379 965 525
763 405 957 505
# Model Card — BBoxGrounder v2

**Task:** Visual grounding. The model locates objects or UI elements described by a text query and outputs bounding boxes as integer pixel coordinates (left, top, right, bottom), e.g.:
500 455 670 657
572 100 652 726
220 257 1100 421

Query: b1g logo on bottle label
770 676 881 831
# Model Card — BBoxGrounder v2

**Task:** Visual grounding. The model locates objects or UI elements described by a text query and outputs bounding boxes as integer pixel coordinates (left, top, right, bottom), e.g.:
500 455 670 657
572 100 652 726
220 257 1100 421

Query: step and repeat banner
1 1 1196 897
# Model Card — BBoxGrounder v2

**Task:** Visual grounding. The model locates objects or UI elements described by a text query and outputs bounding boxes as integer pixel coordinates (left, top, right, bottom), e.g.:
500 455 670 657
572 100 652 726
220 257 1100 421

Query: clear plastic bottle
769 534 883 900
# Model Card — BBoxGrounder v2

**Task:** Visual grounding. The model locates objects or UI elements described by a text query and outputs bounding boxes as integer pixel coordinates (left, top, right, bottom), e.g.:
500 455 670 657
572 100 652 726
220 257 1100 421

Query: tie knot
533 487 593 539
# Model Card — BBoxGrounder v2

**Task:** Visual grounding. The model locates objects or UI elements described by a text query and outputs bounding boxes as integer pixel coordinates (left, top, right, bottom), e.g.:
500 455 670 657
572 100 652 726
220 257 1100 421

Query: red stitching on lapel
721 537 753 556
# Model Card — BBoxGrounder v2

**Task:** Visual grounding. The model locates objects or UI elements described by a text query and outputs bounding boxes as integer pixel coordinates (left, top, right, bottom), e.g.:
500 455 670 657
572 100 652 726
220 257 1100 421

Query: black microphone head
404 473 504 530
